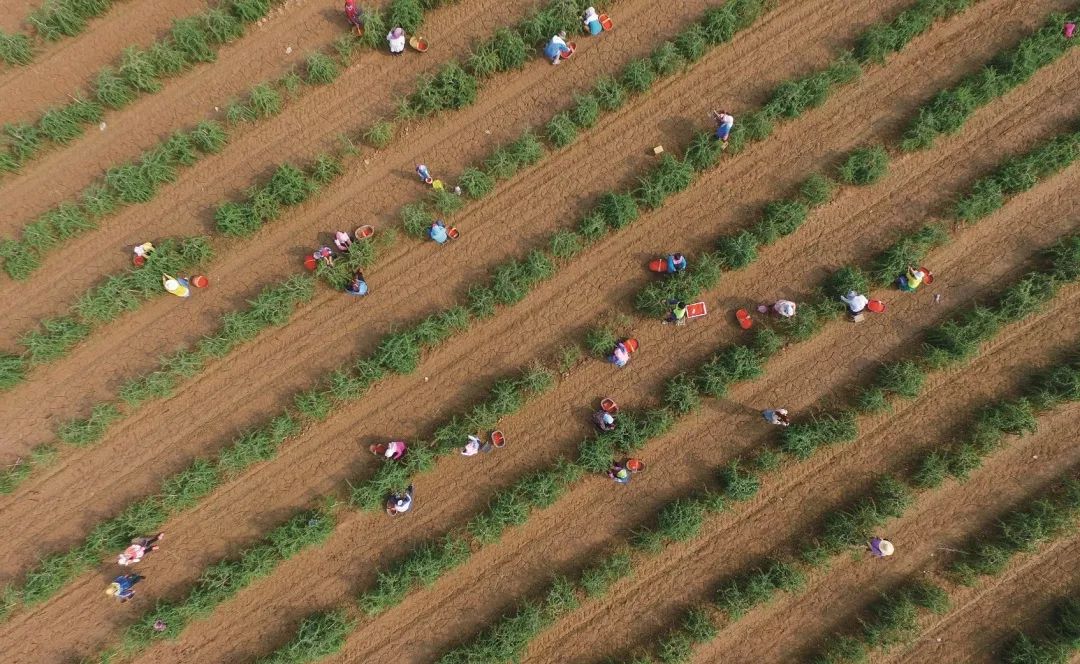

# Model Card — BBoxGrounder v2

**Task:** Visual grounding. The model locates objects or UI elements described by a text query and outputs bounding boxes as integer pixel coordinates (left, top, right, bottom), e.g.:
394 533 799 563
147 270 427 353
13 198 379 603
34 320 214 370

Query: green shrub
0 352 27 390
717 230 758 269
0 30 33 66
457 167 494 199
649 497 707 545
190 120 228 153
584 326 617 359
375 331 421 374
490 27 528 71
269 164 316 205
664 373 700 414
4 122 41 163
29 0 92 40
231 0 273 23
407 62 478 115
755 199 808 244
838 145 889 185
695 344 765 397
20 316 91 364
170 16 216 63
388 0 424 33
364 119 395 148
675 23 709 62
593 76 626 111
94 67 136 109
580 550 632 598
309 154 342 186
57 403 121 447
39 98 101 144
715 560 804 620
202 7 244 43
258 609 352 664
621 58 656 93
800 173 835 207
305 52 340 85
597 191 638 229
870 222 948 285
996 273 1058 323
430 188 464 216
215 201 259 236
569 92 600 128
657 630 693 663
685 130 721 171
720 460 760 501
779 410 858 459
651 41 685 76
247 83 283 118
116 46 162 95
146 40 189 75
637 154 694 209
549 230 583 261
822 265 869 300
545 112 578 148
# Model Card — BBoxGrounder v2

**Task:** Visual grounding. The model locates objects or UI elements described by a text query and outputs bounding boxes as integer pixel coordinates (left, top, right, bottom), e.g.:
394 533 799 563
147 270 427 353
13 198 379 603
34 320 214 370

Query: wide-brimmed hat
164 278 179 290
391 27 404 38
105 583 120 596
878 539 895 556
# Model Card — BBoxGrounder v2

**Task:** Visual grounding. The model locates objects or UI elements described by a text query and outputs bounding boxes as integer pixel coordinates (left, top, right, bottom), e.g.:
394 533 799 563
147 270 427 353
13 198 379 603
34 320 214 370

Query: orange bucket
304 256 318 271
623 338 639 353
600 398 618 413
191 275 209 288
599 14 613 30
560 42 576 59
355 225 374 239
491 430 506 448
133 254 146 267
867 299 885 313
626 458 644 473
447 227 460 239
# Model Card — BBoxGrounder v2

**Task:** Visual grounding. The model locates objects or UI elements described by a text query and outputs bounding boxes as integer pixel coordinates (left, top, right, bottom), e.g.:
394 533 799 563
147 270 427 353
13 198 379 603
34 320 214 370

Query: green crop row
256 609 354 664
0 0 282 172
0 274 315 497
396 0 769 238
0 0 123 67
901 8 1080 151
0 236 211 392
214 154 343 237
634 0 1075 316
0 121 227 280
102 506 335 657
1002 596 1080 664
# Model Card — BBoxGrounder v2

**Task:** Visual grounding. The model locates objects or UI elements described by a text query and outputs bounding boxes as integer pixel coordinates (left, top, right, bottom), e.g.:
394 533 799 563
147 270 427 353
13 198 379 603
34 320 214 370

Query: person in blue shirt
345 270 368 296
583 7 602 35
430 220 448 244
544 31 572 64
666 253 687 273
106 574 143 603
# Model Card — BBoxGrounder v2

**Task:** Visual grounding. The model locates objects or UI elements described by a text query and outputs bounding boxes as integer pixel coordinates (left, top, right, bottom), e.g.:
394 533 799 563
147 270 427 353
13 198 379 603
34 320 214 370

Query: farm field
1 0 1079 662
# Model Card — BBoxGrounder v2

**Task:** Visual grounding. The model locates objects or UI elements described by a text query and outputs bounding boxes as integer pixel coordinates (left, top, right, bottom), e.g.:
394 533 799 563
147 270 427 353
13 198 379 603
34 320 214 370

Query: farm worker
384 440 407 460
607 462 631 485
593 411 616 431
133 242 155 258
583 6 602 35
462 435 482 456
898 265 927 292
344 0 363 33
840 290 868 315
545 31 572 65
334 231 352 252
153 619 168 632
163 276 191 298
386 485 415 515
762 408 790 426
1065 22 1076 38
869 537 895 557
346 270 369 296
105 574 143 603
416 164 432 183
712 110 735 144
610 342 631 367
117 532 164 566
771 300 797 317
665 300 688 325
667 253 687 273
430 220 449 244
314 246 334 267
387 27 406 54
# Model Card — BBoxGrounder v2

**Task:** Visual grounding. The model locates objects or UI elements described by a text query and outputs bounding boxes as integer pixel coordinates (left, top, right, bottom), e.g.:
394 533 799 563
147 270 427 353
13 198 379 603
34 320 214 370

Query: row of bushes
0 0 279 172
257 609 354 664
0 120 225 280
1002 596 1080 664
0 275 315 501
109 507 335 656
810 582 950 663
0 0 120 66
349 365 555 511
0 236 212 395
395 0 768 237
0 29 33 66
950 475 1080 586
215 154 343 237
902 9 1080 151
952 129 1080 223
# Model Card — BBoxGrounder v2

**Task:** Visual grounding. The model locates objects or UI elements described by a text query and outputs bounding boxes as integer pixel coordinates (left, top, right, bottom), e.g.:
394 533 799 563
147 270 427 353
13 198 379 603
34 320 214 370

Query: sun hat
105 583 120 596
878 540 895 556
164 278 179 291
391 27 404 38
601 413 614 425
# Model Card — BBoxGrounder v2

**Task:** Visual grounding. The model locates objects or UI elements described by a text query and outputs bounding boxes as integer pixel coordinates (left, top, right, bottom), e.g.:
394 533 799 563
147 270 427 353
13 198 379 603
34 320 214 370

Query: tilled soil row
0 0 732 441
0 0 1062 656
0 0 1071 634
692 399 1080 664
114 55 1080 664
0 0 209 119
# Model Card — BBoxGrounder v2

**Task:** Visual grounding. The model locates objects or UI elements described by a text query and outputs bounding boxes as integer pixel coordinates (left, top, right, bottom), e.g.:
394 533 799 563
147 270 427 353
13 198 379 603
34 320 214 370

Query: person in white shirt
544 31 572 64
840 290 869 315
387 27 406 54
771 300 796 318
461 435 481 456
386 485 414 515
712 110 735 143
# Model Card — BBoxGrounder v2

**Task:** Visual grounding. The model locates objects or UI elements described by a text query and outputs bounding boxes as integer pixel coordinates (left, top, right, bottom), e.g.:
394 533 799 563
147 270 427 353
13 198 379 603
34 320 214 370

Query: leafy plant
0 30 33 66
594 75 626 111
621 58 656 93
305 52 340 85
838 145 889 185
258 610 352 664
545 112 578 148
364 119 395 148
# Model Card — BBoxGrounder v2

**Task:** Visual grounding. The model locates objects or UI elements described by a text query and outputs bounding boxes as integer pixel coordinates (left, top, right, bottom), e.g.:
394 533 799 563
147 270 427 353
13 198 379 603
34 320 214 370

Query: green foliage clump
637 155 694 209
580 550 633 598
715 559 805 620
358 536 470 615
170 16 216 63
651 41 685 76
664 373 700 414
202 7 244 43
597 191 639 229
593 75 626 111
583 326 617 359
1000 597 1080 664
569 92 600 128
549 230 583 260
407 62 478 116
458 167 494 199
685 130 722 172
716 230 758 270
364 119 395 148
778 410 858 459
57 403 122 447
231 0 273 23
753 199 808 245
695 344 765 398
800 173 835 207
621 58 656 93
545 112 578 148
870 222 948 286
257 610 352 664
305 52 340 85
0 30 33 66
838 145 889 185
39 97 102 144
719 459 760 501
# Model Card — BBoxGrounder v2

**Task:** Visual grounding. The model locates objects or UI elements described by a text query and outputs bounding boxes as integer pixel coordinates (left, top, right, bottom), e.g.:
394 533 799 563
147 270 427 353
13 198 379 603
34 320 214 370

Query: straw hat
391 27 404 38
164 278 179 291
878 539 895 556
105 583 120 596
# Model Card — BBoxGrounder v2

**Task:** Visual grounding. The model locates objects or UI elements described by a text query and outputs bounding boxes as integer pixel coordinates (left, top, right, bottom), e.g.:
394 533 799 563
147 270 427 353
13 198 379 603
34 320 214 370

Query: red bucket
304 256 318 271
491 430 506 448
600 398 618 413
133 254 146 267
867 299 885 314
355 225 374 239
447 227 460 239
623 338 639 354
560 42 576 59
191 275 209 288
736 308 753 329
648 259 666 273
599 14 613 30
922 268 935 285
626 458 644 473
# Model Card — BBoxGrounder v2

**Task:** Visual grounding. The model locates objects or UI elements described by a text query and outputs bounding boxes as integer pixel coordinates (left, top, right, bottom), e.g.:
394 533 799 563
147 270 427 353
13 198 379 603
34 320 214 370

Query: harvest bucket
355 225 374 239
408 36 428 52
736 308 753 330
560 42 576 59
686 301 708 318
304 255 318 271
599 14 613 30
191 275 209 288
626 458 644 473
867 299 886 314
623 338 639 353
133 255 146 267
647 258 667 273
491 430 506 448
921 268 935 285
600 398 618 413
447 226 460 239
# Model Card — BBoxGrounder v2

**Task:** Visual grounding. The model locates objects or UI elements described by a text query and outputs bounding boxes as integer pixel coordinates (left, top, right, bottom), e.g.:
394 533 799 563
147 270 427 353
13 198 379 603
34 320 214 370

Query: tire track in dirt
0 0 209 122
0 0 1062 621
95 31 1080 664
0 0 1067 656
693 404 1080 664
0 0 385 226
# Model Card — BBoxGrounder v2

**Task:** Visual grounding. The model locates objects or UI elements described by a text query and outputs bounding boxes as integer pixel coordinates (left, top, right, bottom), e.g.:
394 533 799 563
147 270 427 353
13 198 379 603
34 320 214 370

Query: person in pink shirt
117 533 164 566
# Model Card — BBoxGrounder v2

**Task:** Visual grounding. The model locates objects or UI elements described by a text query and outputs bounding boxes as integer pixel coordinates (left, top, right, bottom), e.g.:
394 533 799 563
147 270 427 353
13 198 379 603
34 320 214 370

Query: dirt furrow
0 0 393 226
695 407 1080 664
0 0 1072 657
0 0 208 118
